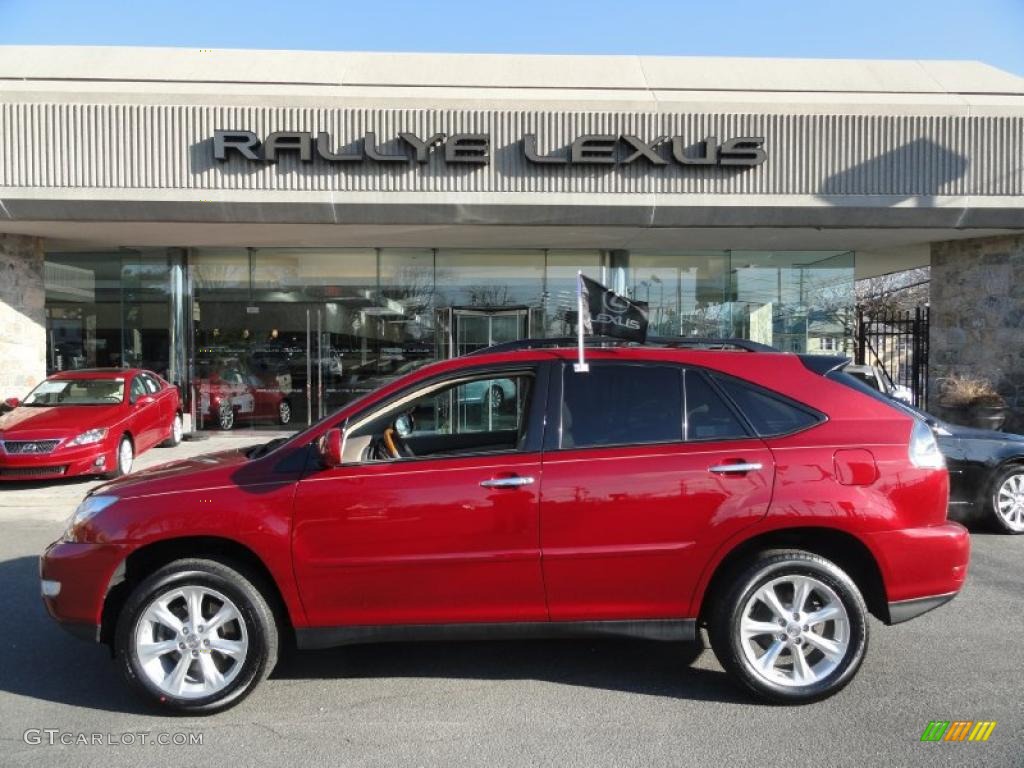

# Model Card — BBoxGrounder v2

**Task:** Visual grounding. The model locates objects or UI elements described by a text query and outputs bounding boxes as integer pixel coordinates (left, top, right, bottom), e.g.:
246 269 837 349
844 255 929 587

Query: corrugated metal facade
2 104 1022 197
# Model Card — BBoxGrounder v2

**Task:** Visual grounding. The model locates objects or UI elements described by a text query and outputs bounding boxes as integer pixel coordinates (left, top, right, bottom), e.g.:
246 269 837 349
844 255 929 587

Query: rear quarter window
711 373 824 437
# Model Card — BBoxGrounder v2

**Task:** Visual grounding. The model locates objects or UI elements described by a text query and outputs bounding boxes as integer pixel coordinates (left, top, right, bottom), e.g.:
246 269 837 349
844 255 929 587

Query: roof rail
465 336 777 356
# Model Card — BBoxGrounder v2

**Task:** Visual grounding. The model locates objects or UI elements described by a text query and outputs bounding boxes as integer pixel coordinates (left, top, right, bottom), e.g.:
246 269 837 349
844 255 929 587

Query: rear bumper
887 591 959 624
865 521 970 624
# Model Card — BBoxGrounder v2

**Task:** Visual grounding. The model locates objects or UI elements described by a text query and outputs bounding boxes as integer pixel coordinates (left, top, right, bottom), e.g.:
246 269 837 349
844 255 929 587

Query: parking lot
0 434 1021 767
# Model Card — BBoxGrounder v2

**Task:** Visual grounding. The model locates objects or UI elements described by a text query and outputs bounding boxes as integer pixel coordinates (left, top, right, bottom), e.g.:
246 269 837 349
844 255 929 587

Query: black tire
115 558 278 714
987 464 1024 534
160 413 183 447
708 550 868 704
104 435 133 479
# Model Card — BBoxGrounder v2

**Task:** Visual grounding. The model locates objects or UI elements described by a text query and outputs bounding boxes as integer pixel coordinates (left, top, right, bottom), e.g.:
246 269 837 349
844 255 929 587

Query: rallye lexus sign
213 129 767 167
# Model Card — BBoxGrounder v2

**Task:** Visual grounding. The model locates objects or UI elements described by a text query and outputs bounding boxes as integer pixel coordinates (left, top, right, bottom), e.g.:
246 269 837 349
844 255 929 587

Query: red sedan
197 367 292 430
0 368 182 481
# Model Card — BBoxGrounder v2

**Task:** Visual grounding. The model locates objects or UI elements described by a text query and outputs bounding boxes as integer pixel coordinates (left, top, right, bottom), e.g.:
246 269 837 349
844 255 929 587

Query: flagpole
573 271 589 373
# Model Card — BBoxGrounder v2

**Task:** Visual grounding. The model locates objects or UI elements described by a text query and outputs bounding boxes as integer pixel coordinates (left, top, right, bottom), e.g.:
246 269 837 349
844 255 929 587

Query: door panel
128 376 162 450
292 454 546 626
540 441 774 620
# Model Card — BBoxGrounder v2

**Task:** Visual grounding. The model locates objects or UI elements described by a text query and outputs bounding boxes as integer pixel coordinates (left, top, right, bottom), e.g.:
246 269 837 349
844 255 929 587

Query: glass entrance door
435 307 542 359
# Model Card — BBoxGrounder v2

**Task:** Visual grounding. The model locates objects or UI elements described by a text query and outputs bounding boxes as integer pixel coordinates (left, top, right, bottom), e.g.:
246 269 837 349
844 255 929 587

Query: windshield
845 369 880 390
22 378 125 406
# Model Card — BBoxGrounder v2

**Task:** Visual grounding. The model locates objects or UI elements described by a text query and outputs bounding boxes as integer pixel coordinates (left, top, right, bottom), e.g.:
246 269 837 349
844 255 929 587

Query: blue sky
1 0 1023 76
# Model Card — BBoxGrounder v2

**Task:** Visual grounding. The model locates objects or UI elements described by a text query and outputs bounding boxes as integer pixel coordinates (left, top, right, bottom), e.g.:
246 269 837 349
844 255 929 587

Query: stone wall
0 234 46 400
930 234 1024 432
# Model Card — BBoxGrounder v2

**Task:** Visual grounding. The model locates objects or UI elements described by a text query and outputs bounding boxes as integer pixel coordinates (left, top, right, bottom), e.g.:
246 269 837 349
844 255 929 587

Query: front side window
348 371 535 462
22 378 125 406
560 364 682 449
130 376 148 402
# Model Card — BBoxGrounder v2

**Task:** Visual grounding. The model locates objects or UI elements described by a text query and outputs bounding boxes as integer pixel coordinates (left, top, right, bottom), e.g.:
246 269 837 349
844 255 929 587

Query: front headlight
65 428 108 447
62 495 118 542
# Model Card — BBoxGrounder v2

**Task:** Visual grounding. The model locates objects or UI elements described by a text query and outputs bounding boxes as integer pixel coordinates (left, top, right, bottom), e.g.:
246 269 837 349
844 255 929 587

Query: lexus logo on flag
579 275 649 343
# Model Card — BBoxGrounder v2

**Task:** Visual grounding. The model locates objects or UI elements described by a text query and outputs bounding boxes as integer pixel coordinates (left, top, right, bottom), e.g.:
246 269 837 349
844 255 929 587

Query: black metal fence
855 307 930 408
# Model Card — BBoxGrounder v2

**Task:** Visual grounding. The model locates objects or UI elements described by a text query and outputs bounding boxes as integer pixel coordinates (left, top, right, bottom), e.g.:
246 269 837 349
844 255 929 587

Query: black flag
578 274 649 343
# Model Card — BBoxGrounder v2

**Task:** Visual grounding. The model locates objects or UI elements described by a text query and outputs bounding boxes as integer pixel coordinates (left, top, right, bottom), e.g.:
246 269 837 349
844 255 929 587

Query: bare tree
856 267 930 318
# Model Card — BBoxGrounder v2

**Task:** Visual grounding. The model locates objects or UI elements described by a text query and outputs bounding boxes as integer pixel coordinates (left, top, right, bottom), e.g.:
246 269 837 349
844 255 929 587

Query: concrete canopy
0 47 1022 251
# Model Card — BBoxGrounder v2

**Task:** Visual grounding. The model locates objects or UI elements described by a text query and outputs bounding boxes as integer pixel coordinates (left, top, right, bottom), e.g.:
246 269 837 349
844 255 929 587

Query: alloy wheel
119 438 134 474
738 574 851 688
218 402 234 430
279 401 291 425
995 472 1024 532
489 385 505 411
172 414 183 443
134 585 249 700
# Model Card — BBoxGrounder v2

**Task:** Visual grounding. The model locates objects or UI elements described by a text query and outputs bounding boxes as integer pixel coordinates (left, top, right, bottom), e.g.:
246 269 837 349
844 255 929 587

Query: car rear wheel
161 413 183 447
278 400 291 425
708 550 868 704
115 558 278 714
990 465 1024 534
218 402 235 431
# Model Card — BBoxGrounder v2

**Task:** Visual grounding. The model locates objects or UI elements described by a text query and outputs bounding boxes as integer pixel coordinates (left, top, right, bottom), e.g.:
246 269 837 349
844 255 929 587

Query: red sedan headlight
65 428 108 448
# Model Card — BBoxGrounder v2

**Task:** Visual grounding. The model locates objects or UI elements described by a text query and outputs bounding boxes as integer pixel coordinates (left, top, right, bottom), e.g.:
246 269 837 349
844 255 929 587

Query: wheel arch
696 526 889 625
101 535 293 649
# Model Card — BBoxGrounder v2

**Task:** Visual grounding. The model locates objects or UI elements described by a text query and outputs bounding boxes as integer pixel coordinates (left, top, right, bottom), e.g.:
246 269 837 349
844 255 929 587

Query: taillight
909 419 944 469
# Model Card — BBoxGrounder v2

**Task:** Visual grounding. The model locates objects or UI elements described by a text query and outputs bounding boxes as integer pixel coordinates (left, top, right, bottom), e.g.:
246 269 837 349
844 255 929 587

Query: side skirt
296 619 697 650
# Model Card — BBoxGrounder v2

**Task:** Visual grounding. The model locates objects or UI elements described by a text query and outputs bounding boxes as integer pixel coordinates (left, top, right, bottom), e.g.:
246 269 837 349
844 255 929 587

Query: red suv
40 342 969 713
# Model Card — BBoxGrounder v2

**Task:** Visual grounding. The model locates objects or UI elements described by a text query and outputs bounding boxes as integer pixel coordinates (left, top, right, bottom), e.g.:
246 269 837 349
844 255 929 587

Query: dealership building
1 46 1022 429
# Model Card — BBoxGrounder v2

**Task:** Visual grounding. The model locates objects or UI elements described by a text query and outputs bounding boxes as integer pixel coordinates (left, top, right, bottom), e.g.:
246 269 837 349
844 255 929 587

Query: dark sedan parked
830 362 1024 535
909 409 1024 534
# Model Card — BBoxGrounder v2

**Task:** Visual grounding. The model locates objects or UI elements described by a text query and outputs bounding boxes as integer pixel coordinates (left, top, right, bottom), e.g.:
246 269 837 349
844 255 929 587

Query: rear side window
561 364 682 449
711 374 823 437
684 371 749 441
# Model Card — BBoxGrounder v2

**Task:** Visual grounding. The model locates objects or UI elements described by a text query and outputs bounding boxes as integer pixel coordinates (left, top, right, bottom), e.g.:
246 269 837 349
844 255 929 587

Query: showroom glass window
44 249 185 386
729 251 854 354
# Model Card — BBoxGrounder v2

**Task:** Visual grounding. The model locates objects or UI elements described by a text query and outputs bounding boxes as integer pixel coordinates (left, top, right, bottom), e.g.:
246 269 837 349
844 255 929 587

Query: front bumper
865 521 970 624
39 538 125 641
0 443 113 481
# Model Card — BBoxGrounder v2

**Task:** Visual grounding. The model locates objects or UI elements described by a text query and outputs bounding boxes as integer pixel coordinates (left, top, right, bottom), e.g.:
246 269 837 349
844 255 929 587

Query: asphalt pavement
0 434 1021 767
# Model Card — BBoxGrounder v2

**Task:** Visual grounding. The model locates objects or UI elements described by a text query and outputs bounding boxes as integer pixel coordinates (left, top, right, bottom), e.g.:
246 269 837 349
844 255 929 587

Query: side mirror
3 397 19 410
318 428 344 468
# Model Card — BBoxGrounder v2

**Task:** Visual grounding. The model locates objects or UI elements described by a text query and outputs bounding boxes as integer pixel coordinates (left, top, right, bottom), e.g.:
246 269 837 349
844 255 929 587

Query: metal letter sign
212 128 767 168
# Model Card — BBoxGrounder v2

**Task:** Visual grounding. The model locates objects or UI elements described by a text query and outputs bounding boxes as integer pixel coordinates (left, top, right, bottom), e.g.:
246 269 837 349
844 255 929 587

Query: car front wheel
990 465 1024 534
115 558 278 714
708 550 868 704
105 436 134 479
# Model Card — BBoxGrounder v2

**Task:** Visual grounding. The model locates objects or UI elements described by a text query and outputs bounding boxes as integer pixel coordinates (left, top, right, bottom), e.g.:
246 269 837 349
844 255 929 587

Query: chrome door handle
708 462 763 474
480 476 535 488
